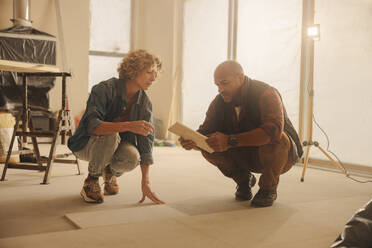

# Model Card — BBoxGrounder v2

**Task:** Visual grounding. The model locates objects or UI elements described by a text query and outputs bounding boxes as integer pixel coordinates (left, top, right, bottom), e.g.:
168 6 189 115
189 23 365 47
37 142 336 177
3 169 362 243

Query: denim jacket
67 77 154 165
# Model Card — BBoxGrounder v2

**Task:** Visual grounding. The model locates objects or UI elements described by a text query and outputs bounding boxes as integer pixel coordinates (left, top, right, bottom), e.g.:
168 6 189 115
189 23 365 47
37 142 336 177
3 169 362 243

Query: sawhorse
1 72 81 184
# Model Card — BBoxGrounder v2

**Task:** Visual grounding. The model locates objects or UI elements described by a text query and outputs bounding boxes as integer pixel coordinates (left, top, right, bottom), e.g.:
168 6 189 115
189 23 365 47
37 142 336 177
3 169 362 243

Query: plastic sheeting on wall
182 0 302 131
312 0 372 166
182 0 228 130
237 0 302 131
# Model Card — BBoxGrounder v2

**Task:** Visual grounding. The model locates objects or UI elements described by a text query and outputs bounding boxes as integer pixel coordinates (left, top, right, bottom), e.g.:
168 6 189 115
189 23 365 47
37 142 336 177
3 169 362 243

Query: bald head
213 61 245 103
214 60 244 78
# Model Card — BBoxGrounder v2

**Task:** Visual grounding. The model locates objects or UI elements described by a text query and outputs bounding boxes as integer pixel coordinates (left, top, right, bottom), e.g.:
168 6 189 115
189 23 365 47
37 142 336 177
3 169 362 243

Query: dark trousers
201 133 294 190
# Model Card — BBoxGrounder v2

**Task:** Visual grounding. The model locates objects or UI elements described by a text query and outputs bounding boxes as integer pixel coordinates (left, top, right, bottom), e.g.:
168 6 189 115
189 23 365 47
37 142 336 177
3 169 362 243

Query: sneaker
80 176 104 203
251 188 277 207
235 174 257 201
103 165 119 195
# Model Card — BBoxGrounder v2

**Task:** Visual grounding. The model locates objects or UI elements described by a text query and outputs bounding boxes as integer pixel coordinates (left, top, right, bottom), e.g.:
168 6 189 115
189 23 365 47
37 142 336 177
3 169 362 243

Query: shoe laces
104 174 116 185
87 179 101 193
93 183 101 192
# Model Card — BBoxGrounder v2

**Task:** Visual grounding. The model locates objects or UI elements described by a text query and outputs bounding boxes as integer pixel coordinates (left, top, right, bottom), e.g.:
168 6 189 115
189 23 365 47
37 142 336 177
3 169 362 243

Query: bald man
180 61 303 207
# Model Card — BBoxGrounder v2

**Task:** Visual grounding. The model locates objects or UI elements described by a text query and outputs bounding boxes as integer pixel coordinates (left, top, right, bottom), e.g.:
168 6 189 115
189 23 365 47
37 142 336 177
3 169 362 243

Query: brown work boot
251 188 277 207
103 165 119 195
80 176 104 203
235 173 257 201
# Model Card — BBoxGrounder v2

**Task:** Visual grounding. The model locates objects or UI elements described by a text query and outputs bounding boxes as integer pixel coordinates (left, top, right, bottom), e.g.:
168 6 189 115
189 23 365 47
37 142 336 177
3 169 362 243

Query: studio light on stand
307 24 320 41
300 23 348 182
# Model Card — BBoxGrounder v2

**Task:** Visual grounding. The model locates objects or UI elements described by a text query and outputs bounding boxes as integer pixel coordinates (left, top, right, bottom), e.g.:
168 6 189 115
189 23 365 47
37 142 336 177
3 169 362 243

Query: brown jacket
197 76 303 160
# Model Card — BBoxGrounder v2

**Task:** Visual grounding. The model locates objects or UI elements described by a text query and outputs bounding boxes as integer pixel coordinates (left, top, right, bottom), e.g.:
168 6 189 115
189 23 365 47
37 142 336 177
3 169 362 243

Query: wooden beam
0 59 60 73
7 163 46 171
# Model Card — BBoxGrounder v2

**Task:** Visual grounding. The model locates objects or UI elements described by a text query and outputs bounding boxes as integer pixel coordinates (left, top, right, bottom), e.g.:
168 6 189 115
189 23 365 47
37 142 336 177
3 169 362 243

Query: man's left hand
206 132 229 152
139 181 165 204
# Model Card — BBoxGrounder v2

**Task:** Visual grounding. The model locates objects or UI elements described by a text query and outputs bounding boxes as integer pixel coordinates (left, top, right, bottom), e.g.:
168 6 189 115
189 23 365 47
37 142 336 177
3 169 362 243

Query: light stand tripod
299 24 348 181
301 140 347 182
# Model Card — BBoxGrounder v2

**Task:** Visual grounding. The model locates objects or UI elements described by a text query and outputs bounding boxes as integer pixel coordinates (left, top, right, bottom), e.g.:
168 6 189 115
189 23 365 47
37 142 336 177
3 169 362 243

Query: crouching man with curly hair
68 50 164 204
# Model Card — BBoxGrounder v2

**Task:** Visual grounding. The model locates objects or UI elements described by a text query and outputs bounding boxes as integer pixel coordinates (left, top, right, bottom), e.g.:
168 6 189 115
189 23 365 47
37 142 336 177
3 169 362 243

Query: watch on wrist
228 135 238 148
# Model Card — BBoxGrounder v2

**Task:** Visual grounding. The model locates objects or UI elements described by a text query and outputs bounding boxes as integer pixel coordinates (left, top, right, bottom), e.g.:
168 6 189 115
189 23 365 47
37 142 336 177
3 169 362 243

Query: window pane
182 0 228 130
237 0 302 130
90 0 131 53
88 55 122 91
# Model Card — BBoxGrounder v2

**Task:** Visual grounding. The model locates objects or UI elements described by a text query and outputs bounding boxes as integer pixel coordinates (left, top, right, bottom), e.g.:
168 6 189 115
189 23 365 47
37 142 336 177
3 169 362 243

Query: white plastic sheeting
182 0 302 131
312 0 372 166
237 0 302 131
182 0 371 167
182 0 228 130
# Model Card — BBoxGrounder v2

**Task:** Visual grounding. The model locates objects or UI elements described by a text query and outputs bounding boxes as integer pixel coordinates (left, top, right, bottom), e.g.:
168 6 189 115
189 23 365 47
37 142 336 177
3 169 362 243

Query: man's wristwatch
228 135 238 148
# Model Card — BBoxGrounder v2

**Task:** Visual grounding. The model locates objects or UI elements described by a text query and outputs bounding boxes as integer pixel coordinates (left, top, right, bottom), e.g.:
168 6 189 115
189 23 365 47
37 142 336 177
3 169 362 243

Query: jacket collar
116 78 143 105
232 75 251 106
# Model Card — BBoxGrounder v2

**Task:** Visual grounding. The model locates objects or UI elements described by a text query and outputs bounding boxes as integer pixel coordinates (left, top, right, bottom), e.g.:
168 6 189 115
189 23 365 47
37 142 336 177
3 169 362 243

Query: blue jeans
73 134 140 178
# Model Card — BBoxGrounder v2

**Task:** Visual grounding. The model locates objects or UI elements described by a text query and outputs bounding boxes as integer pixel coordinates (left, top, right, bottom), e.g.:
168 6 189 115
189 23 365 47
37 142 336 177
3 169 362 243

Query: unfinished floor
0 145 371 248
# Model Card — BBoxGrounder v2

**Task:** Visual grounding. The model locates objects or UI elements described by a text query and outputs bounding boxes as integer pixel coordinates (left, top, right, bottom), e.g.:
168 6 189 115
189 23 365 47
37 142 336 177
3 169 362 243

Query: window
89 0 131 91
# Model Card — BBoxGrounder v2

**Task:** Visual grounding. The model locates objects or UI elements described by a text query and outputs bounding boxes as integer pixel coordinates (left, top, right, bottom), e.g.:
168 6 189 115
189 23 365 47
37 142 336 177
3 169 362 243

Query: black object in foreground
331 198 372 248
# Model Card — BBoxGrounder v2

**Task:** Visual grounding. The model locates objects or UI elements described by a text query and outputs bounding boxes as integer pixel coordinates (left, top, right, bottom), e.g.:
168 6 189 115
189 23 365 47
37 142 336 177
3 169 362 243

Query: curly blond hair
117 49 162 81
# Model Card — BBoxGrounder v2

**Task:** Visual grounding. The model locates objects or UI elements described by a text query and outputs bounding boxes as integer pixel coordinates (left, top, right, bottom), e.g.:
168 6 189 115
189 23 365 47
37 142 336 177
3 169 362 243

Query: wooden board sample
168 122 214 153
0 59 60 73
